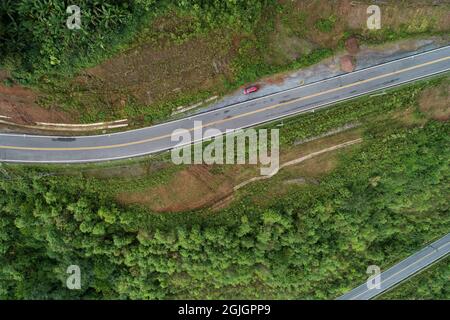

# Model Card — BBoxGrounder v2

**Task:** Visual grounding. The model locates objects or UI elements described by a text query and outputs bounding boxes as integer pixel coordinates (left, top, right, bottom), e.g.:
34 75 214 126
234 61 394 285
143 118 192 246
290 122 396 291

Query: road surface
0 46 449 163
337 233 450 300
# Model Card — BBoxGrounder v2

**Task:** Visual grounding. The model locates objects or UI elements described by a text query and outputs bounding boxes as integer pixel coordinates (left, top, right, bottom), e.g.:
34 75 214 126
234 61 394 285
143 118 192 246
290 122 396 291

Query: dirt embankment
116 164 237 213
0 88 72 127
87 0 450 108
84 37 233 107
0 70 73 125
116 129 363 213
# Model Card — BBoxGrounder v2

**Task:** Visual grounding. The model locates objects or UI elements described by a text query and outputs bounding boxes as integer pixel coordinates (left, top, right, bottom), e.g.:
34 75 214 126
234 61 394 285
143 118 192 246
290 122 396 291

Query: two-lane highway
1 46 449 163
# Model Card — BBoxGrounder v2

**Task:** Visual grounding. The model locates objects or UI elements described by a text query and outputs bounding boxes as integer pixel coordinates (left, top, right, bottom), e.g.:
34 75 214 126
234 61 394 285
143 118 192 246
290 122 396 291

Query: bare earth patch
117 164 235 212
0 84 73 125
79 35 233 108
116 128 363 212
344 0 450 32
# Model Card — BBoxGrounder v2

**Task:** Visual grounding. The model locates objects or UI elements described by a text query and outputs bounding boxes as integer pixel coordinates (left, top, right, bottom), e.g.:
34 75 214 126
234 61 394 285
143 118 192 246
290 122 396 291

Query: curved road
1 46 449 163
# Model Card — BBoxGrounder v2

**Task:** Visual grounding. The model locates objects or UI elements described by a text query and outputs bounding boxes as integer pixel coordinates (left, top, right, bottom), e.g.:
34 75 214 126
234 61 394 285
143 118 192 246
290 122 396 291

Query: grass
315 15 337 33
6 73 447 167
418 79 450 121
102 74 450 224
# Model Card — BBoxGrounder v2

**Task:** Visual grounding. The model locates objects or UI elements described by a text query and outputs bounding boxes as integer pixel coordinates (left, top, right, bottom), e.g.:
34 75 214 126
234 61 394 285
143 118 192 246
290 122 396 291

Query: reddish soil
345 37 360 55
117 164 235 212
265 73 286 85
116 129 363 213
1 0 448 127
340 55 355 72
0 84 73 125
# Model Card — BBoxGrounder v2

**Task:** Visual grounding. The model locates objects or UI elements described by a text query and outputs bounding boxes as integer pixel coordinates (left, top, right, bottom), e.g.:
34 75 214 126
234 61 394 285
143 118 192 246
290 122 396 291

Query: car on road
243 85 259 95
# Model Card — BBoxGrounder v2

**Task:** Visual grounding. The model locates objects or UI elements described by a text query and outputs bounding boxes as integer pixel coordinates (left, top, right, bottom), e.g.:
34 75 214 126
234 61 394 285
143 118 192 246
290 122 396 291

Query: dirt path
232 138 362 192
118 137 362 213
209 138 362 211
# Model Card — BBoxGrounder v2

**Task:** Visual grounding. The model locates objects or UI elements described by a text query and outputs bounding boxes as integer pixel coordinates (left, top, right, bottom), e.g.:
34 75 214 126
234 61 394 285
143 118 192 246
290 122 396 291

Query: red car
243 85 259 95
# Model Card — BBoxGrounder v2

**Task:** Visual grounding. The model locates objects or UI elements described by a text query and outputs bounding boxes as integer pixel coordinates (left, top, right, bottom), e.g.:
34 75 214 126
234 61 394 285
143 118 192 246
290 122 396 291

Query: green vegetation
273 77 443 146
1 1 448 125
315 15 337 33
0 0 137 83
0 0 273 85
1 76 448 299
379 257 449 300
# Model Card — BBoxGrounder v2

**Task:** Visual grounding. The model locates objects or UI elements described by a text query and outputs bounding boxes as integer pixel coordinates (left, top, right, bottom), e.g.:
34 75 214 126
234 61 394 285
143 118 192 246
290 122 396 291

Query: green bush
0 0 274 84
0 1 142 83
315 15 336 33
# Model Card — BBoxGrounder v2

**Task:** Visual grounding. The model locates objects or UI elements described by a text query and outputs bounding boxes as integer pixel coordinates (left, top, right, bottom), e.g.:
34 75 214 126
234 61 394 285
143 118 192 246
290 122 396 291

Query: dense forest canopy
1 118 448 299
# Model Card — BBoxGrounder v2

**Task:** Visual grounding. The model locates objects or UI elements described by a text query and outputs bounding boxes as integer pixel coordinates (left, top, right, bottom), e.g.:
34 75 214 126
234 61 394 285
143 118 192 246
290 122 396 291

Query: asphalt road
337 233 450 300
0 46 449 163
